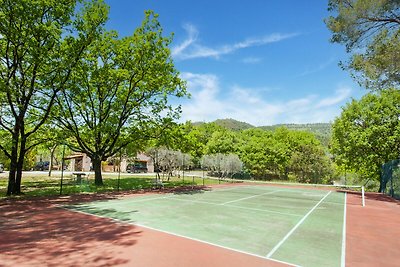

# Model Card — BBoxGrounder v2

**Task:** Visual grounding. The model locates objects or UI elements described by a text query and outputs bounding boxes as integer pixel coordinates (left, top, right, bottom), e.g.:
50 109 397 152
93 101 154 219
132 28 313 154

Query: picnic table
72 172 86 184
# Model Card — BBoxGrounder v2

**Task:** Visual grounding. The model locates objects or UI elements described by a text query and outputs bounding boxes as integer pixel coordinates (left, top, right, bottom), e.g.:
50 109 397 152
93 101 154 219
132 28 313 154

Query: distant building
63 153 91 172
63 152 154 173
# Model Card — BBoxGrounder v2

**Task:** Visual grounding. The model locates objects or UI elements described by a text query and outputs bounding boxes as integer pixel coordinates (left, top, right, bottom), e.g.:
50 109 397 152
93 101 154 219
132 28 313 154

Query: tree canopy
331 89 400 189
55 10 187 185
0 0 107 194
326 0 400 89
174 123 332 183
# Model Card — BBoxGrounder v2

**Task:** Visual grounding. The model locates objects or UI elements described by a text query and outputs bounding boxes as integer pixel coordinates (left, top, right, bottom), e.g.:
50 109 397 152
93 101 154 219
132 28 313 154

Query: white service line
225 204 302 217
168 197 217 205
168 196 302 217
132 222 300 267
219 190 282 205
341 192 347 267
209 185 260 193
266 190 332 258
75 195 173 208
61 205 300 267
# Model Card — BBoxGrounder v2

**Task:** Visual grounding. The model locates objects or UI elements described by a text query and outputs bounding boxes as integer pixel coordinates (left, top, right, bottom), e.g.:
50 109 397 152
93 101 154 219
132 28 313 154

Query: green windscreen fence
381 159 400 199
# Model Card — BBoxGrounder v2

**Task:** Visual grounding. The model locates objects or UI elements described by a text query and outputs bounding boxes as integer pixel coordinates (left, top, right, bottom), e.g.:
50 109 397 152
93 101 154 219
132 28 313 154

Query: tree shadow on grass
0 196 142 267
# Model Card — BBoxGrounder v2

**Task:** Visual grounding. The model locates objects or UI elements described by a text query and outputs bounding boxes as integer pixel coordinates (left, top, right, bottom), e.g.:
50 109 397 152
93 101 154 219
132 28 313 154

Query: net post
361 186 365 207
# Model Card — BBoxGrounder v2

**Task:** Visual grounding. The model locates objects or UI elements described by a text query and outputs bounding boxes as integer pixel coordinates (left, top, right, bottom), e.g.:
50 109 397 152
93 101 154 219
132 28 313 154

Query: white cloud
171 24 198 57
179 72 353 126
316 87 352 108
296 57 336 77
179 72 224 121
172 24 299 60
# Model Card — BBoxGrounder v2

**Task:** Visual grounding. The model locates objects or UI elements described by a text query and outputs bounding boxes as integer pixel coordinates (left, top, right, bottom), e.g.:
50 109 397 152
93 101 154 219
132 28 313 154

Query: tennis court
67 183 347 267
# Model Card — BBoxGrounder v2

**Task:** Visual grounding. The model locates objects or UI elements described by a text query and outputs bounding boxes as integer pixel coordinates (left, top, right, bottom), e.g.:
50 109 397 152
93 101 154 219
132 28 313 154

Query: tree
177 122 206 163
289 144 332 184
146 147 191 181
201 153 242 178
0 0 107 195
326 0 400 89
220 154 243 178
238 129 289 179
331 89 400 190
55 11 187 185
205 129 239 155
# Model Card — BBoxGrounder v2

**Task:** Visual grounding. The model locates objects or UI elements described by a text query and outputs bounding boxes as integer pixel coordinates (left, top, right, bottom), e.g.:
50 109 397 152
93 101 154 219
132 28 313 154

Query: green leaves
331 89 400 185
180 123 330 181
55 9 187 184
326 0 400 90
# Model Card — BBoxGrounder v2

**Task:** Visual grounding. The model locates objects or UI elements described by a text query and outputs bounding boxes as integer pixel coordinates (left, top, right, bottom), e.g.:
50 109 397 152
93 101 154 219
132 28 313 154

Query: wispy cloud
171 24 198 57
172 23 299 60
179 72 354 126
316 87 352 108
296 57 337 77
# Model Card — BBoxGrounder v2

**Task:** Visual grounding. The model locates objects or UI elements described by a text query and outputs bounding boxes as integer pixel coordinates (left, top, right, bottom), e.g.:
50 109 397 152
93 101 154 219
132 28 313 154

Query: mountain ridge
192 118 332 146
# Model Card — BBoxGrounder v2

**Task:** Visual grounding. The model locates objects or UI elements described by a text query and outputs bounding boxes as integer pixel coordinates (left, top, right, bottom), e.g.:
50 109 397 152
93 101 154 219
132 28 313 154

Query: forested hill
259 123 332 146
213 119 254 131
206 119 331 136
194 119 332 146
258 123 332 137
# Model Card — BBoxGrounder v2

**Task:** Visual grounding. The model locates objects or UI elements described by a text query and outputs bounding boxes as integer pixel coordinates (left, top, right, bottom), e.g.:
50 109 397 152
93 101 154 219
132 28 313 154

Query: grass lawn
0 172 227 198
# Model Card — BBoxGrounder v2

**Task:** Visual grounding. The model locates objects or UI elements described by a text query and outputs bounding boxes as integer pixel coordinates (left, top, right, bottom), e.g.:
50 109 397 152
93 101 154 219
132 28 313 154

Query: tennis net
203 176 365 206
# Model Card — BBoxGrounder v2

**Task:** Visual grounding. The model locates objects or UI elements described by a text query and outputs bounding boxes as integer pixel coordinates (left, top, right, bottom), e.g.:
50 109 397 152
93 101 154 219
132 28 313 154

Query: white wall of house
67 154 91 172
66 152 153 173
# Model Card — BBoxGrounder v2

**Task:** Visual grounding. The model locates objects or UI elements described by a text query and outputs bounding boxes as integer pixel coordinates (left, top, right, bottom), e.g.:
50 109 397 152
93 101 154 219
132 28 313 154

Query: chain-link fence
381 159 400 199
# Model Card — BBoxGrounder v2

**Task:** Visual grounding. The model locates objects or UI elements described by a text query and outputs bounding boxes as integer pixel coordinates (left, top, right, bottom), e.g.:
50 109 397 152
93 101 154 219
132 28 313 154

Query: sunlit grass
0 172 226 198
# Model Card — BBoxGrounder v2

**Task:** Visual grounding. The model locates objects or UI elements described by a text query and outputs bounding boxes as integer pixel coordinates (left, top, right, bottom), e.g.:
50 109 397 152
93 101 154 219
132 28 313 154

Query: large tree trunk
14 136 27 195
15 155 24 195
6 132 19 195
7 166 17 196
91 156 103 186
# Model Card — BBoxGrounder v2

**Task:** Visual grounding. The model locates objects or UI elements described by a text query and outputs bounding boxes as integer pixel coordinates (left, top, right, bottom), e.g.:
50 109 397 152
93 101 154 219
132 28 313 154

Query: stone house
64 152 154 173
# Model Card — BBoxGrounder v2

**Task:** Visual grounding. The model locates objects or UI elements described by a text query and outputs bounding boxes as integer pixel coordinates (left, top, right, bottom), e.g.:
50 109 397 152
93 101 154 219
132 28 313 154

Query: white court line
167 196 302 217
225 203 302 217
219 190 282 205
266 190 332 258
72 195 173 209
168 197 218 205
133 222 300 267
209 185 265 193
61 206 299 267
341 192 347 267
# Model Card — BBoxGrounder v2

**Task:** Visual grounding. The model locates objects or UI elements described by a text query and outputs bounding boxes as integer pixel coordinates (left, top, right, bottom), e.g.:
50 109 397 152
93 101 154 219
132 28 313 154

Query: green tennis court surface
67 184 346 267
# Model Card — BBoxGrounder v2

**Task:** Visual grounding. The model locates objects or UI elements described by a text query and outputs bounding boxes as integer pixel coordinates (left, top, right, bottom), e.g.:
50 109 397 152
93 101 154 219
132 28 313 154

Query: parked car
0 163 4 173
126 163 147 173
33 161 50 171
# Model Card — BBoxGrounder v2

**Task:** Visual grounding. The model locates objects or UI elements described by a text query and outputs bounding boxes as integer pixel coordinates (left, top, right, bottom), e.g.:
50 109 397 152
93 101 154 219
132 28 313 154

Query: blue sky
105 0 365 126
